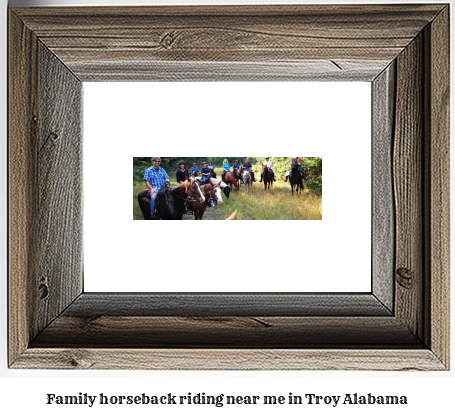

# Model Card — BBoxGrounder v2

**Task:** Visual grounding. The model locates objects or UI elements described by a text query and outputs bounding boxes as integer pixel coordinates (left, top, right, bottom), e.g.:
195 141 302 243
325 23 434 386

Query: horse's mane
173 179 195 195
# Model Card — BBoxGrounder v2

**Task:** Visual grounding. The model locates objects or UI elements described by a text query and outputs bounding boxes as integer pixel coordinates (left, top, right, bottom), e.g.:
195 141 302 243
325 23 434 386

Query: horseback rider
232 159 240 174
200 161 211 184
284 156 306 182
207 161 217 178
144 157 170 217
243 157 256 182
191 163 199 176
259 157 277 182
221 159 230 182
176 160 189 184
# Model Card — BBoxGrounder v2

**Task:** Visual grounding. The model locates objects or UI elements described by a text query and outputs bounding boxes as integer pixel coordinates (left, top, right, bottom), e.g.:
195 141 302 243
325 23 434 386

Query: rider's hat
266 157 270 159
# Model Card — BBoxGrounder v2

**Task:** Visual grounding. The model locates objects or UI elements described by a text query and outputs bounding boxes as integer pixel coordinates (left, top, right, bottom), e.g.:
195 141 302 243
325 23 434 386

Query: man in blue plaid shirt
144 157 170 215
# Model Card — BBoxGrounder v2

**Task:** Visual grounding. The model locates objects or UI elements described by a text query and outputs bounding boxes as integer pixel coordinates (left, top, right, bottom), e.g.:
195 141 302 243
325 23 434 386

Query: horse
289 158 304 195
233 166 244 187
191 170 199 178
187 182 223 220
194 177 231 199
207 177 230 199
209 169 217 179
222 171 239 192
263 165 273 191
138 178 204 220
242 169 252 195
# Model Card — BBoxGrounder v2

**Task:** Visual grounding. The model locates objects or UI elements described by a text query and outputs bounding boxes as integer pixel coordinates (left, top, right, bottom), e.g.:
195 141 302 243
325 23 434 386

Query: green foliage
301 157 322 195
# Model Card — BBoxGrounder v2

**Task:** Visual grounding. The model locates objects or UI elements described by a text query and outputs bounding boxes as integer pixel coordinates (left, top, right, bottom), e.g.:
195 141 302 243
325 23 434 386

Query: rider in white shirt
259 157 276 182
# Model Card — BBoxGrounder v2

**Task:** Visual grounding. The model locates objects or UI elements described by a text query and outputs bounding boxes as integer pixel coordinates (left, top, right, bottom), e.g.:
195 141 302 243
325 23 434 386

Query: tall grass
133 166 322 220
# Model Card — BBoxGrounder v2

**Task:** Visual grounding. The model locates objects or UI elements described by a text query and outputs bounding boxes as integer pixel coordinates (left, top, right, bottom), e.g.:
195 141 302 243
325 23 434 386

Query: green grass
133 166 322 220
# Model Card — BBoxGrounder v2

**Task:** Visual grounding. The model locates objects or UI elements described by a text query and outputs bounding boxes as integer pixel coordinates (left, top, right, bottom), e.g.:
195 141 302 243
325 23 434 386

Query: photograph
134 156 323 220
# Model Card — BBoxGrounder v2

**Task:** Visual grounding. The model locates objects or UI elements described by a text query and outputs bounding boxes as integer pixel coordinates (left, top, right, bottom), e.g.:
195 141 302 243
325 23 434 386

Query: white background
1 0 454 414
84 82 371 292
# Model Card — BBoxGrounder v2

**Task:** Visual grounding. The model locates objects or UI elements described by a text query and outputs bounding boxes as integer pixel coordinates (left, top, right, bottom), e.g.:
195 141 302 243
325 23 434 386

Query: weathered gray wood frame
8 5 449 370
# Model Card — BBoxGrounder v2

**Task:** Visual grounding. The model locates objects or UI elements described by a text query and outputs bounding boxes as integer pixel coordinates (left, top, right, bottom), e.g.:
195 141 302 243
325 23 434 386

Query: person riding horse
200 161 211 185
232 159 240 174
144 157 170 216
243 157 256 182
176 160 189 184
284 156 306 182
259 157 277 182
221 159 230 182
207 162 216 178
191 163 199 176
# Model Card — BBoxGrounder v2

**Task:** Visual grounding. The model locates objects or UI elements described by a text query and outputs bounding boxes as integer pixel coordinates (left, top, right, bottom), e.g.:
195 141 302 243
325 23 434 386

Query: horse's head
211 183 223 205
242 170 251 181
187 178 205 203
291 158 298 168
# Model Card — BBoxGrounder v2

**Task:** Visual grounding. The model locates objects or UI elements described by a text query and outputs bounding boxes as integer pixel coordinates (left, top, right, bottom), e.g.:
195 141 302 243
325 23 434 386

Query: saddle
151 186 170 219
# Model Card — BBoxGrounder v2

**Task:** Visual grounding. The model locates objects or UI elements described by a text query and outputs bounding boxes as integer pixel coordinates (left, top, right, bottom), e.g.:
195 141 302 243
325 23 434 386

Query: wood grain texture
72 60 387 82
31 316 421 349
33 42 83 339
13 349 445 371
11 5 445 80
393 34 424 340
372 63 395 312
8 11 38 366
64 293 391 317
425 6 450 369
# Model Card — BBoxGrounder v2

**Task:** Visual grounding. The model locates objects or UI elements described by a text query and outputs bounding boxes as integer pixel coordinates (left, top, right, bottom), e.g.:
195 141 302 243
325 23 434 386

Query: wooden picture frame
9 4 449 370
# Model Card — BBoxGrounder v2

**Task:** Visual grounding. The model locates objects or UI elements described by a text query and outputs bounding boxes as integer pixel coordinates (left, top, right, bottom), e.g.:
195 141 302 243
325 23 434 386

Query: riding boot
284 176 288 182
259 172 263 182
272 172 276 182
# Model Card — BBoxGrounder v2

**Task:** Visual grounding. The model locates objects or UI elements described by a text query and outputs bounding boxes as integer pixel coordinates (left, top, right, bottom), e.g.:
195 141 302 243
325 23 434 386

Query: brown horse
187 182 223 220
233 166 244 187
222 171 239 192
138 178 204 220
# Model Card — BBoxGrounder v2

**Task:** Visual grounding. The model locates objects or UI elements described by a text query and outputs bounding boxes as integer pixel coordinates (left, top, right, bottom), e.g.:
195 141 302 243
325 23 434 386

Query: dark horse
263 165 273 191
187 182 222 220
222 171 239 192
138 179 204 220
289 158 304 195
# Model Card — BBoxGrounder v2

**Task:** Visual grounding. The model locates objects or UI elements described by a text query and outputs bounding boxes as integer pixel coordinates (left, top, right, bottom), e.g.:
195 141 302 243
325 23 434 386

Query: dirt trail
183 204 226 220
